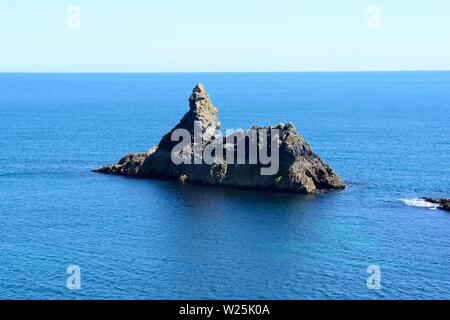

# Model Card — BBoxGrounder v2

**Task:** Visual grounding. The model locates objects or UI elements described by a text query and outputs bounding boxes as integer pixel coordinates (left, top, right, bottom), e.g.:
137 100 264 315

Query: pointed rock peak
157 83 221 150
187 83 218 121
194 82 206 93
189 82 210 103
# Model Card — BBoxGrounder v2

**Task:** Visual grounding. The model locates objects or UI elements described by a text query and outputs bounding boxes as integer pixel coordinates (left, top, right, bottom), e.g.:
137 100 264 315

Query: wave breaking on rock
401 198 450 212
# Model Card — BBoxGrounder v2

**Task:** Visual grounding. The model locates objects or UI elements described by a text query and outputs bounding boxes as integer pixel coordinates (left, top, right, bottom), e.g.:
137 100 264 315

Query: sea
0 72 449 299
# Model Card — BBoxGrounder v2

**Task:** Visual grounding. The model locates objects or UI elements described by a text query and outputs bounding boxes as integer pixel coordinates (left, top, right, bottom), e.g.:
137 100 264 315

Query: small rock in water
422 197 450 212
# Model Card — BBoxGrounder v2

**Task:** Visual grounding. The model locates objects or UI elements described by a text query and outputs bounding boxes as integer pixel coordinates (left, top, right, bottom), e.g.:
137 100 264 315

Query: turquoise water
1 72 450 299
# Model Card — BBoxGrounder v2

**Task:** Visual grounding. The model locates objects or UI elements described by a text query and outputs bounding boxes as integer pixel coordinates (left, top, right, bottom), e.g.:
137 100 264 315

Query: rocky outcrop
94 83 345 194
422 198 450 212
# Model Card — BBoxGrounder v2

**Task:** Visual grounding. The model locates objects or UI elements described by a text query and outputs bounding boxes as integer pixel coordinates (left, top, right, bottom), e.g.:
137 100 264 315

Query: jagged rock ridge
94 83 345 194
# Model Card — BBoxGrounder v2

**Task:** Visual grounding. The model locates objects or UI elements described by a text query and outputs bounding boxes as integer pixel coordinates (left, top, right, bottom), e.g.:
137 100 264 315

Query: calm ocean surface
1 72 449 299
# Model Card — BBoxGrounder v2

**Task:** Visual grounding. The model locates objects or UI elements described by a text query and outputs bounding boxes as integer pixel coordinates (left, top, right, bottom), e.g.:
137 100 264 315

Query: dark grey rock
94 83 345 194
422 198 450 212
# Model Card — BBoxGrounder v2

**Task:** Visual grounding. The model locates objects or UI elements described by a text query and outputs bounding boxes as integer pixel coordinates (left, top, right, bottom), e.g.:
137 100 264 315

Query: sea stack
94 83 345 194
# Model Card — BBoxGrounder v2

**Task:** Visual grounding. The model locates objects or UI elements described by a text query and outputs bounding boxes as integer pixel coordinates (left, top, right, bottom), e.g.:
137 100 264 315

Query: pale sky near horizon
1 0 449 72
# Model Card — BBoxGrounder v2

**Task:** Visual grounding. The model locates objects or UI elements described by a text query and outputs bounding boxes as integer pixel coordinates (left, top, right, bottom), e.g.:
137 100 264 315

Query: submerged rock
94 83 345 194
422 198 450 212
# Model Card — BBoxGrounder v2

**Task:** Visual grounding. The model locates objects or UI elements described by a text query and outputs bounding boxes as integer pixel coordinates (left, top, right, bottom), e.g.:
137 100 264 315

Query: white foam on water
400 198 439 210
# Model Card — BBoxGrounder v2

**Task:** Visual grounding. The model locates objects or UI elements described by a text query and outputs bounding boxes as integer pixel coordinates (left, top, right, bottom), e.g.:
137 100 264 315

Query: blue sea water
0 72 449 299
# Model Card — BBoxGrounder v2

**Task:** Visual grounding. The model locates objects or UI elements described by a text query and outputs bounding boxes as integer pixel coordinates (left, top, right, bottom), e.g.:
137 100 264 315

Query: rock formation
93 83 345 194
422 198 450 212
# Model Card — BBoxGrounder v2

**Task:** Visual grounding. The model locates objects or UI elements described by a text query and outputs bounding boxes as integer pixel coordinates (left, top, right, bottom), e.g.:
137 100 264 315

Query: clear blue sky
1 0 449 72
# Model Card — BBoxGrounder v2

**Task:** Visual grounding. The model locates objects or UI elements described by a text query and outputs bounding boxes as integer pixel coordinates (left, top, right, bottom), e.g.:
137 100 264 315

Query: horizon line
1 70 450 74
